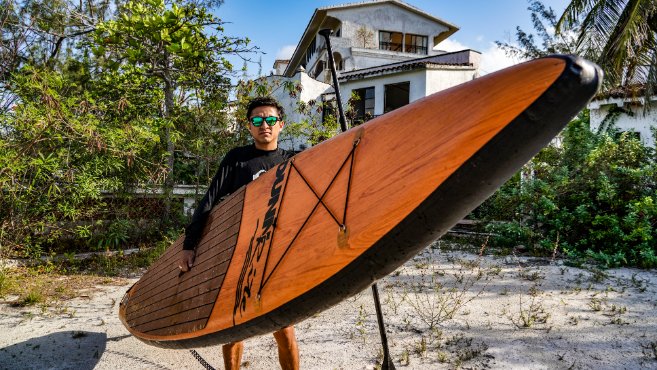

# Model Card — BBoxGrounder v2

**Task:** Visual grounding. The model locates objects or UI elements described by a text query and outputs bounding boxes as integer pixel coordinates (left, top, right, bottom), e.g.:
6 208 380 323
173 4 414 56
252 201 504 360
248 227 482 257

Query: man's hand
179 249 195 272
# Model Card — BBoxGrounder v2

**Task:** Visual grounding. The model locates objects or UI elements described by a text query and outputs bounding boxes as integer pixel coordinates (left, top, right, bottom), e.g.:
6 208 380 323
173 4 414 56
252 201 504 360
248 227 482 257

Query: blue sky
215 0 571 77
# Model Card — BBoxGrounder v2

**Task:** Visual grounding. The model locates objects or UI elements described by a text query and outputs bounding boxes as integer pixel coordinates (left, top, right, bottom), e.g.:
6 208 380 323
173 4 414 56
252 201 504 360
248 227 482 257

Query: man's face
248 105 284 150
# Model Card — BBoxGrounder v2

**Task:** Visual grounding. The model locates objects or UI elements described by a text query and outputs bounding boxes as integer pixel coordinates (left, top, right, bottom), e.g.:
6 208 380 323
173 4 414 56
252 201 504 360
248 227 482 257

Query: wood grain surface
121 188 245 337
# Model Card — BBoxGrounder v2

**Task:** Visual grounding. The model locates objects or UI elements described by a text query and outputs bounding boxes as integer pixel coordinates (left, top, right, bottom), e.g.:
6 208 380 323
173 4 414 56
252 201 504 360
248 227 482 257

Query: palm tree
557 0 657 96
496 1 582 60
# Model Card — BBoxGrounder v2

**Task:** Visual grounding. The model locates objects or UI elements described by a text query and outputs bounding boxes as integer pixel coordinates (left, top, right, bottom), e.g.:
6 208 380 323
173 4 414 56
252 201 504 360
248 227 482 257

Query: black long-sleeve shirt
183 144 293 250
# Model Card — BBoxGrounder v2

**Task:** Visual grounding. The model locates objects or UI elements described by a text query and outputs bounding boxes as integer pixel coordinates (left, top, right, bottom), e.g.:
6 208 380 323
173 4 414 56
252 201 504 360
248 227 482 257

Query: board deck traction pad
120 55 602 348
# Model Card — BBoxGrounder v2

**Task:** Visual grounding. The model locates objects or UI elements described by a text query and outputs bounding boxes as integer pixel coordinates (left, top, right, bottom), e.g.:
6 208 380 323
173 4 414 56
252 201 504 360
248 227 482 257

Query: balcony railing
379 42 428 55
405 45 428 55
379 41 403 52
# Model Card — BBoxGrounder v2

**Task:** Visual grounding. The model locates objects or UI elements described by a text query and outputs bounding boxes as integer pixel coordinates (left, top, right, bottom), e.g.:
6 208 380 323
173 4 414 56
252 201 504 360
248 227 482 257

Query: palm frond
556 0 596 32
600 0 654 77
558 0 657 96
645 50 657 101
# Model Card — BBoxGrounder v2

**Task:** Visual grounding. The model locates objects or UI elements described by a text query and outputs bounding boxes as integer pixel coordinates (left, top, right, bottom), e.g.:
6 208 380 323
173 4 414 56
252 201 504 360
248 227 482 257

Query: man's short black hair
246 96 285 120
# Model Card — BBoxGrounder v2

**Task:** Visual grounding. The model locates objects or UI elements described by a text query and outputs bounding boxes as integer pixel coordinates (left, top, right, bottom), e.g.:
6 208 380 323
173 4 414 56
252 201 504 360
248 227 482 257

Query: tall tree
496 0 582 60
0 65 165 257
0 0 114 113
92 0 253 219
556 0 657 95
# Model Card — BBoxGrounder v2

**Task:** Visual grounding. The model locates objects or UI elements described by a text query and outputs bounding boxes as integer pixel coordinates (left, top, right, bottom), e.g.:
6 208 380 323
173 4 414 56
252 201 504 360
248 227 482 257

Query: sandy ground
1 242 657 370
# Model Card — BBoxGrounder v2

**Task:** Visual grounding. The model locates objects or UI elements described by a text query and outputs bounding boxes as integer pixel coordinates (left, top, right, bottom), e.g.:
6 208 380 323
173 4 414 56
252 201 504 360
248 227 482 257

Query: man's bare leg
222 341 244 370
273 326 299 370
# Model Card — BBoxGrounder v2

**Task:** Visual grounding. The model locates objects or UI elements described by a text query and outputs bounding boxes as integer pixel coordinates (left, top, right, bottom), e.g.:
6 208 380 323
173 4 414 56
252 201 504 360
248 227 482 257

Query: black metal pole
372 282 395 370
318 29 348 133
319 28 395 370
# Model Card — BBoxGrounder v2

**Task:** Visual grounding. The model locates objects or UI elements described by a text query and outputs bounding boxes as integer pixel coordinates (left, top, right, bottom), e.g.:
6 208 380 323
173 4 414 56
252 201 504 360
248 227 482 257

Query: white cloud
479 42 527 75
436 39 524 75
434 38 469 52
275 45 297 60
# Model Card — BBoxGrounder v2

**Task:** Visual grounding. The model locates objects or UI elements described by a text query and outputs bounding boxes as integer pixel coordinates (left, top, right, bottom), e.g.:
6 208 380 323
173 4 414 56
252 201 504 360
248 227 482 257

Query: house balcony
306 35 353 79
379 41 428 55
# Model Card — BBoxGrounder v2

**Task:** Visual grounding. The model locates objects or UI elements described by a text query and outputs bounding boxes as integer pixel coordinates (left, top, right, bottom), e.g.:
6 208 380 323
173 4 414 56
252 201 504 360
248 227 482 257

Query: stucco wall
425 68 477 96
589 98 657 148
328 4 450 51
341 70 427 116
304 3 452 76
350 47 422 70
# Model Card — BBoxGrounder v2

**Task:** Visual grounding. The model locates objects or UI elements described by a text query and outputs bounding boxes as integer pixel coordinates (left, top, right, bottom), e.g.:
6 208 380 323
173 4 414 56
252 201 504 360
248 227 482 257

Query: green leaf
167 43 181 53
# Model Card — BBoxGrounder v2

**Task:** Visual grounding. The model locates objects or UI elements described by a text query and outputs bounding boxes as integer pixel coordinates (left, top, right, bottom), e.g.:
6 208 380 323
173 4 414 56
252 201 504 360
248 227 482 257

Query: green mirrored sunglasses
250 116 280 127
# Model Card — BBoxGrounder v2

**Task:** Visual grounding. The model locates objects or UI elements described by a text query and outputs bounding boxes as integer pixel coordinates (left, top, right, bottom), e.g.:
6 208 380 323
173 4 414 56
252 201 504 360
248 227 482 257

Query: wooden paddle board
119 55 601 348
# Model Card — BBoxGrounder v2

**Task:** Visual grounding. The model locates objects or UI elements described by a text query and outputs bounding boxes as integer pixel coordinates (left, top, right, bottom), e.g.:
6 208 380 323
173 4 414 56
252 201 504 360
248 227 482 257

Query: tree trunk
162 52 175 224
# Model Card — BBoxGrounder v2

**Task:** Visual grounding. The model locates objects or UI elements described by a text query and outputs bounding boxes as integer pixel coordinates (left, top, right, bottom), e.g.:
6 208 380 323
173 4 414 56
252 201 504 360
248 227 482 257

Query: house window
321 97 337 126
384 82 410 113
314 61 325 79
404 34 428 55
379 31 403 52
305 35 317 66
352 87 375 123
333 52 343 71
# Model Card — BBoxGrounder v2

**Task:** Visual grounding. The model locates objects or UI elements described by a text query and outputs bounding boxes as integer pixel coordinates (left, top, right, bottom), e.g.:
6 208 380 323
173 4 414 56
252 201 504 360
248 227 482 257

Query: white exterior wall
588 98 657 148
425 68 477 96
341 70 427 116
304 3 450 74
270 2 480 148
329 36 354 72
350 47 424 70
329 4 449 51
273 60 289 75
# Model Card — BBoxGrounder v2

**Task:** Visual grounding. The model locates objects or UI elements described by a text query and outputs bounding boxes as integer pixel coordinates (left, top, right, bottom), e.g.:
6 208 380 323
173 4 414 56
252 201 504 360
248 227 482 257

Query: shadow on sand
0 331 106 370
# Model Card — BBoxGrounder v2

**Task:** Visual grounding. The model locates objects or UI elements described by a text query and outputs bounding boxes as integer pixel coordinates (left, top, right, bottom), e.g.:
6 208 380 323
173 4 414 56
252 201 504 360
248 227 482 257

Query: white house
588 88 657 147
260 0 481 150
336 50 480 119
280 0 459 80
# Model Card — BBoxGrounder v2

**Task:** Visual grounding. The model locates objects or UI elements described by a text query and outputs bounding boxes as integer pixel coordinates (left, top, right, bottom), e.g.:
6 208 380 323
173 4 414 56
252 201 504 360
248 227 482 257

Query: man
179 96 299 370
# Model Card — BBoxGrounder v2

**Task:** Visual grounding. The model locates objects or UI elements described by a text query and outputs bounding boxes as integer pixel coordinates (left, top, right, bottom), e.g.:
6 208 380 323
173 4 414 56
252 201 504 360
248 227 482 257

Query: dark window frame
404 33 428 55
379 30 403 52
352 86 375 124
384 81 410 113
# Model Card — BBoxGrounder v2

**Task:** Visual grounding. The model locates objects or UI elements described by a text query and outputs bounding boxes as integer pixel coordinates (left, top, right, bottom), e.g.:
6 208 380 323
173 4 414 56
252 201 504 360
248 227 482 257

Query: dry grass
0 242 166 309
0 266 128 307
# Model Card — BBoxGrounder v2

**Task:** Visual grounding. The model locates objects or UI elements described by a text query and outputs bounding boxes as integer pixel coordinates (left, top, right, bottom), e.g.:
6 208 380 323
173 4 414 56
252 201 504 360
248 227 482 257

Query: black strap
190 349 216 370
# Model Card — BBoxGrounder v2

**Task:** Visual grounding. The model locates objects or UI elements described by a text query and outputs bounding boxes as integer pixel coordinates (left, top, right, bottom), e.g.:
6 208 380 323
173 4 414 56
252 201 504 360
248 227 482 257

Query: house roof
316 0 458 26
283 0 459 77
337 51 478 81
594 84 649 100
588 84 657 108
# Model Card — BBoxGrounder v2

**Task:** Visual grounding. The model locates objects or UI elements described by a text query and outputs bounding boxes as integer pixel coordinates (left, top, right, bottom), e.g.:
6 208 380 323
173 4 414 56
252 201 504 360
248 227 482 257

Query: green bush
0 67 170 258
475 111 657 268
